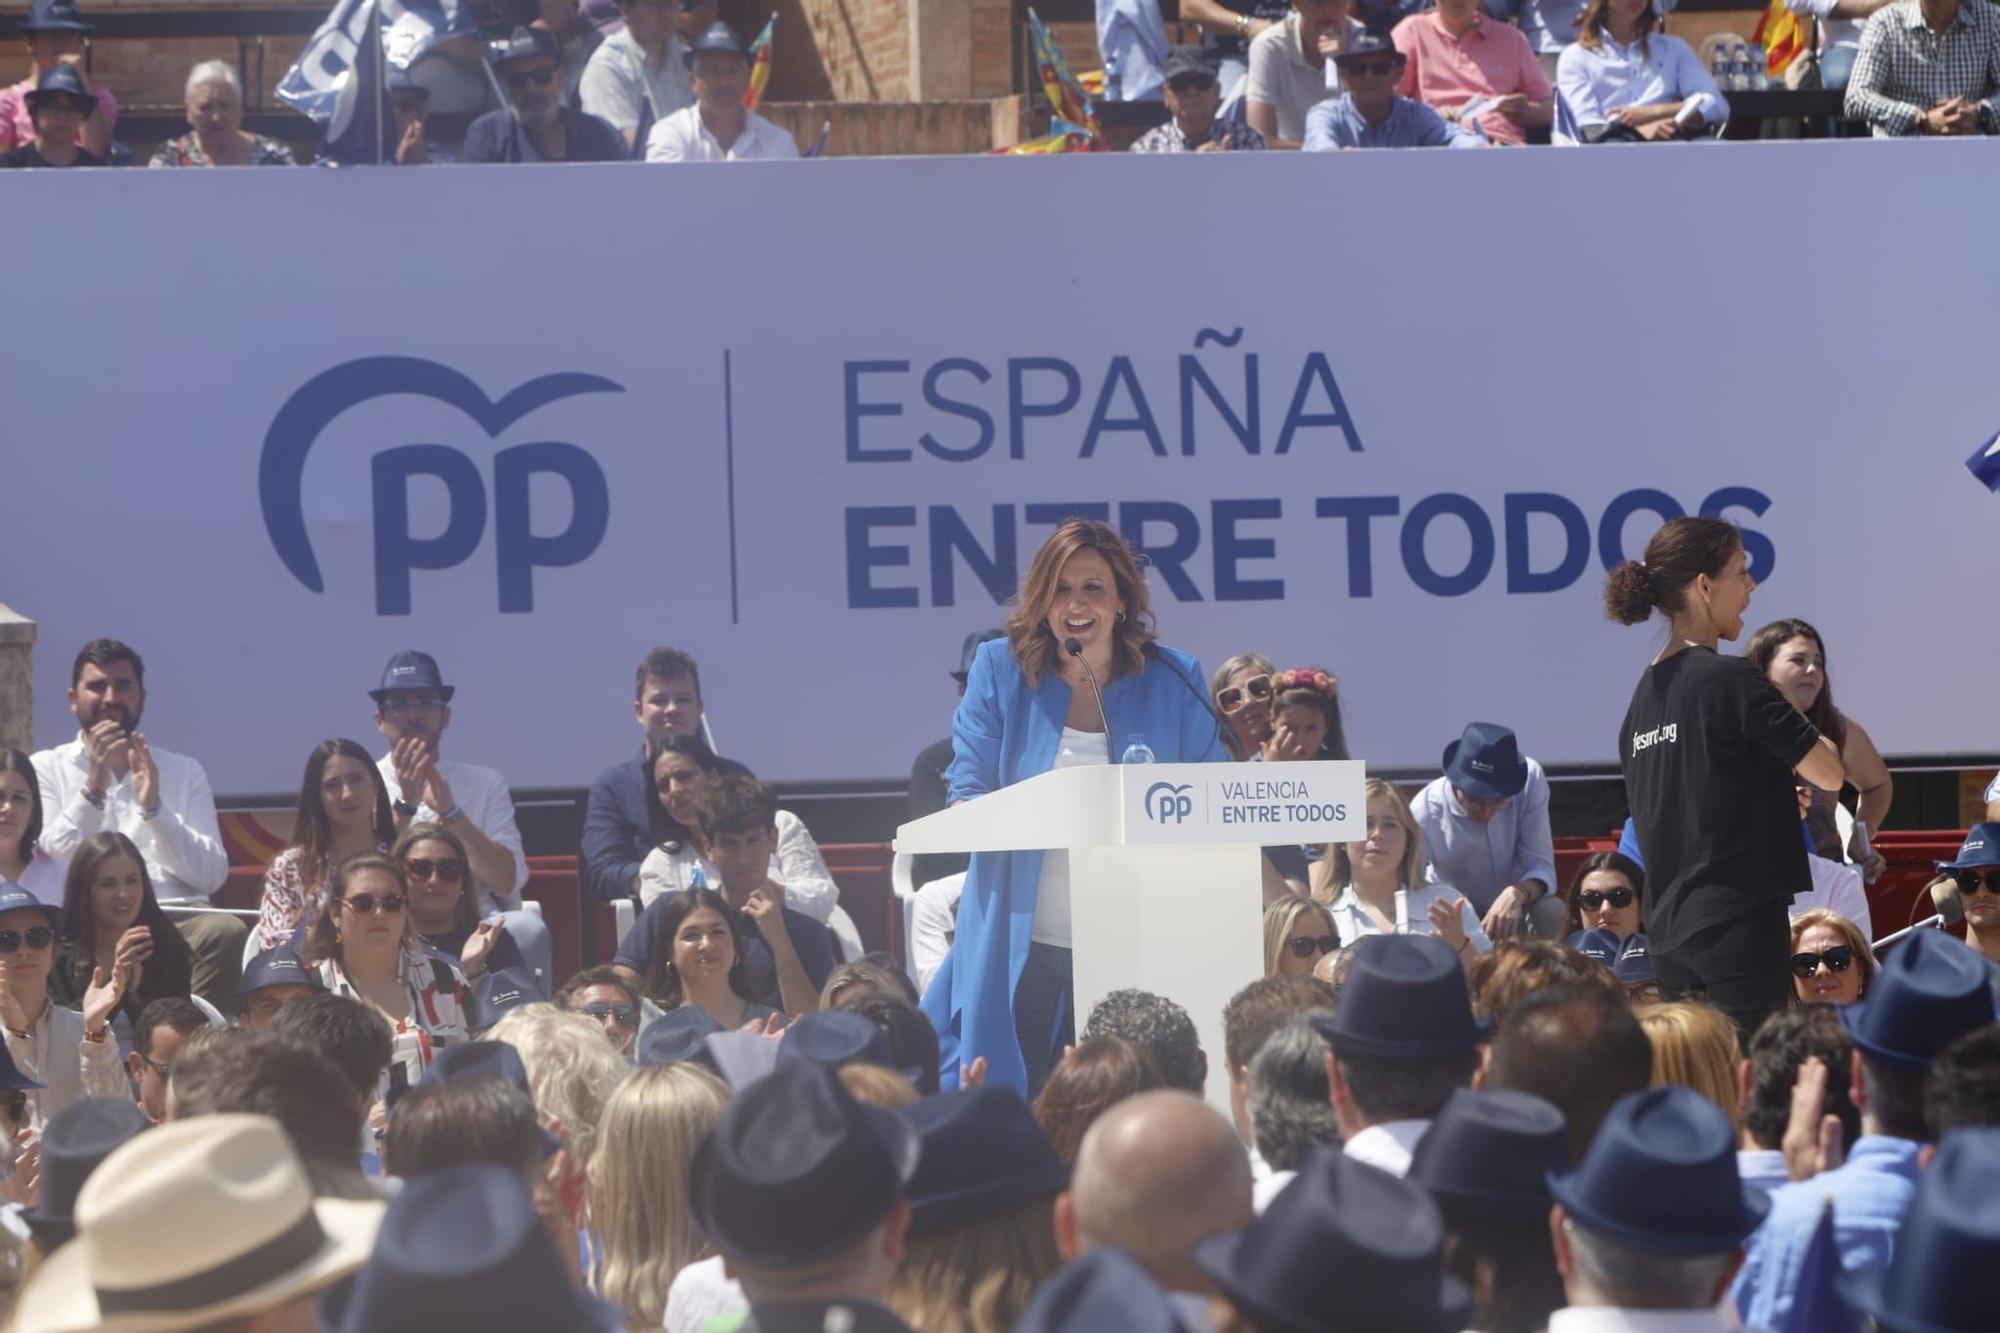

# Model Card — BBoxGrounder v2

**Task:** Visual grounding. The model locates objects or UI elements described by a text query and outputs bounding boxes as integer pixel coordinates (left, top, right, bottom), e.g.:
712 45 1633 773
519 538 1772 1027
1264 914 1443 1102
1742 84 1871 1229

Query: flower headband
1273 668 1337 697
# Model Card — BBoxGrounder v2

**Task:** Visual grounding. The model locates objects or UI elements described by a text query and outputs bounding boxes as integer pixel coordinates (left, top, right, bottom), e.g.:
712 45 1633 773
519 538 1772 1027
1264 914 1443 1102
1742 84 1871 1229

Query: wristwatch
393 800 419 819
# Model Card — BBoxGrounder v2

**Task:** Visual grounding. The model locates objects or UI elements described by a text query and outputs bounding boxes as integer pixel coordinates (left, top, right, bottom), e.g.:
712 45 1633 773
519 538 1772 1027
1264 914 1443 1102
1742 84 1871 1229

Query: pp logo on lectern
1143 782 1194 825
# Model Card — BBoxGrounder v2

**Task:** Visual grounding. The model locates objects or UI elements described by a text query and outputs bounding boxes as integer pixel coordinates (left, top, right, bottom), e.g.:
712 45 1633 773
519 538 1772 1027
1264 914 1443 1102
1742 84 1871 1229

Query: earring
1115 611 1126 624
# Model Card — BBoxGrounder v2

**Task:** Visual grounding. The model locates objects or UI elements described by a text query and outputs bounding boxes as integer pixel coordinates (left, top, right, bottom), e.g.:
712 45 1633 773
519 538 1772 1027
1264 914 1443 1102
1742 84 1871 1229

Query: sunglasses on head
580 1001 639 1026
1215 675 1273 713
404 858 465 884
1954 869 2000 895
341 893 406 916
504 66 557 91
1286 934 1339 959
1791 945 1854 979
0 926 54 954
1576 888 1636 911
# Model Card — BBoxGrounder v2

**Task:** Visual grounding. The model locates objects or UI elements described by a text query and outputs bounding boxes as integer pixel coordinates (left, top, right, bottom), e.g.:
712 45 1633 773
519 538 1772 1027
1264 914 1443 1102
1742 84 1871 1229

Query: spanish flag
1753 0 1807 75
745 12 776 110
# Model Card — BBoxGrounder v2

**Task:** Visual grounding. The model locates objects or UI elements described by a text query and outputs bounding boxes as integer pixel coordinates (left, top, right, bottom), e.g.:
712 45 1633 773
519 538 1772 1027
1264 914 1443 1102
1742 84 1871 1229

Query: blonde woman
1263 898 1339 978
486 1003 631 1235
589 1063 730 1329
1313 779 1487 969
1639 1002 1741 1130
1789 909 1875 1006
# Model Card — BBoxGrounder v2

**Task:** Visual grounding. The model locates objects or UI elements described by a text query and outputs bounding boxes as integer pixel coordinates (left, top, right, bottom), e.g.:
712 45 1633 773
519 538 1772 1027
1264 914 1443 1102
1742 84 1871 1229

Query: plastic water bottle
1748 44 1771 90
1711 45 1733 89
1104 52 1123 103
1121 733 1155 765
1729 43 1751 92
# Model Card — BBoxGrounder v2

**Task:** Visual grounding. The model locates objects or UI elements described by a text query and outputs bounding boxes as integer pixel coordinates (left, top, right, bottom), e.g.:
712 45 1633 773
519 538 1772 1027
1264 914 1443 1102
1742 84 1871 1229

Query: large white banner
5 145 1997 794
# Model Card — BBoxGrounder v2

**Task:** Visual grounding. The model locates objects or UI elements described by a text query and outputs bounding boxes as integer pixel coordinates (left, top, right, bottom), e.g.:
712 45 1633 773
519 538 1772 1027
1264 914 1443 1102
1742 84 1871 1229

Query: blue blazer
919 636 1227 1094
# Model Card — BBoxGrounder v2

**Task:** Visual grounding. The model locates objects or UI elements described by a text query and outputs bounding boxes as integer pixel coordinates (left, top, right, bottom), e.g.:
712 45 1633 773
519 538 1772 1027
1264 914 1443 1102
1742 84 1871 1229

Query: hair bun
1602 561 1657 626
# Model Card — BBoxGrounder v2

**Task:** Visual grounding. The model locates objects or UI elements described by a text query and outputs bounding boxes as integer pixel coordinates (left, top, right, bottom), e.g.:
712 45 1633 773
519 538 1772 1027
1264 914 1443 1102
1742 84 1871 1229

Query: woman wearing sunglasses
49 831 193 1048
394 823 521 985
256 739 400 952
1564 851 1645 942
0 884 128 1129
1788 909 1874 1005
1263 897 1339 978
1210 654 1278 761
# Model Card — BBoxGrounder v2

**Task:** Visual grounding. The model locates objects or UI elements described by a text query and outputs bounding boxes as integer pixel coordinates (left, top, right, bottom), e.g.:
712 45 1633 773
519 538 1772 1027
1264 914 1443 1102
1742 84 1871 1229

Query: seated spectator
1639 1001 1742 1127
466 26 627 161
1246 1013 1342 1207
587 1062 730 1326
909 631 1002 889
166 1028 376 1198
636 737 838 918
0 885 125 1128
1311 934 1482 1176
11 1114 381 1331
50 832 192 1044
1305 32 1487 145
1415 725 1560 945
1486 982 1653 1164
1314 779 1489 964
1263 896 1338 977
1246 0 1367 147
1081 989 1206 1095
32 639 242 1013
16 1097 149 1261
1564 850 1644 940
2 0 115 160
1939 822 2000 965
268 991 394 1134
1394 0 1552 143
1749 619 1893 871
645 22 798 160
1846 0 2000 134
1554 0 1727 141
386 66 451 164
0 749 62 905
395 823 523 982
1032 1035 1166 1162
0 65 102 167
296 853 469 1086
1408 1087 1569 1333
838 991 943 1095
1548 1086 1768 1331
256 739 395 952
127 997 206 1121
1471 937 1620 1020
1735 1003 1858 1192
629 888 787 1029
1221 974 1334 1150
149 60 296 165
1131 45 1270 150
579 0 694 150
556 963 642 1054
1790 907 1874 1005
1209 651 1277 761
1926 1024 2000 1135
1837 1126 2000 1333
237 946 322 1029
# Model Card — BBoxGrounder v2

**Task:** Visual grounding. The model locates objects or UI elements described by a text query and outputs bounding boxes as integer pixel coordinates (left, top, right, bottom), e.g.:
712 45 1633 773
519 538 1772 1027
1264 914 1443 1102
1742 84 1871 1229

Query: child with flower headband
1263 668 1347 762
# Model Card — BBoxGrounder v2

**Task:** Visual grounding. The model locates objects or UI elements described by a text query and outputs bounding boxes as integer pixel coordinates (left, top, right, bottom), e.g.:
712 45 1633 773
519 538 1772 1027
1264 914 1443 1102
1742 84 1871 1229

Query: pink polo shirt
0 74 118 151
1391 11 1549 146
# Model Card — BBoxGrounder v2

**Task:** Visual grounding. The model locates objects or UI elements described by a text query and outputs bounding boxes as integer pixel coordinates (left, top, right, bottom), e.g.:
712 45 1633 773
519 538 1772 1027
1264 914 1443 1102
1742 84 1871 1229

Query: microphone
1871 880 1966 954
1063 637 1117 761
1142 641 1227 756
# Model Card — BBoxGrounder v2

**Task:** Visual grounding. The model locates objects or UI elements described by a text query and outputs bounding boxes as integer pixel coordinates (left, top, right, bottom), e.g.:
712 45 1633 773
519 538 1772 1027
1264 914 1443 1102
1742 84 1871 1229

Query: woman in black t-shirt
1604 517 1844 1037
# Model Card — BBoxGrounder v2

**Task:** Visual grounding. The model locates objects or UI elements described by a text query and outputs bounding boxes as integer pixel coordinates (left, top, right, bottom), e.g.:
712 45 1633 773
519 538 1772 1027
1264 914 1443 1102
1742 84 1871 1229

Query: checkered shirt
1844 0 2000 135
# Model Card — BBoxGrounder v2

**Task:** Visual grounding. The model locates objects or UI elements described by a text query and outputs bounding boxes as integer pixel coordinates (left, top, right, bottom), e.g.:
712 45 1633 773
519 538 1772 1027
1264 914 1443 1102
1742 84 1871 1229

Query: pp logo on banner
259 356 624 615
1144 782 1194 825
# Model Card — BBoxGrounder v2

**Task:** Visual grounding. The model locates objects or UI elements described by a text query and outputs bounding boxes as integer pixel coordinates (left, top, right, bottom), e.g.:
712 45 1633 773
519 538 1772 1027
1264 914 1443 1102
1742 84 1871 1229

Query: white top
1252 1166 1296 1213
644 107 800 162
5 1002 129 1132
1342 1118 1429 1177
577 26 693 136
1032 727 1111 948
662 1255 744 1333
374 755 529 914
1790 855 1873 941
1784 0 1863 52
1245 12 1360 142
1548 1309 1733 1333
1736 1147 1790 1194
1554 33 1729 142
33 735 228 903
637 808 841 923
11 850 66 908
1323 882 1492 954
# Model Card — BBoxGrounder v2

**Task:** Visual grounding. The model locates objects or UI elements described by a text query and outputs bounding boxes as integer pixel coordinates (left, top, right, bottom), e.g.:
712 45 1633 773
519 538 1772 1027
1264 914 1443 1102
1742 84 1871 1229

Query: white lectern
895 760 1364 1108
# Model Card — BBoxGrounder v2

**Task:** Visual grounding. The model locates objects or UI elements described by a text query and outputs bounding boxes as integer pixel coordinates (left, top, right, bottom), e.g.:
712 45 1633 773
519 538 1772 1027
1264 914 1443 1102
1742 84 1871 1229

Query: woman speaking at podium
920 518 1227 1096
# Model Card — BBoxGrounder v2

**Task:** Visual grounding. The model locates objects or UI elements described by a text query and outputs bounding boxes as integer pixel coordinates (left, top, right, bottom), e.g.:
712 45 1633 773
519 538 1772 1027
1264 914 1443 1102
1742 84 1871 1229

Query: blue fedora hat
1938 821 2000 872
367 649 455 704
1196 1147 1471 1332
1548 1085 1768 1255
25 0 93 31
952 629 1005 684
1409 1087 1567 1218
638 1005 723 1067
1441 723 1529 802
902 1086 1069 1236
1837 1127 2000 1333
688 1058 920 1266
25 63 95 112
238 945 322 1001
1566 927 1622 969
1016 1247 1191 1333
1839 929 1994 1070
0 884 63 929
466 966 546 1033
1309 934 1486 1060
1613 934 1656 988
20 1098 149 1247
683 20 749 66
320 1163 619 1332
779 1009 895 1071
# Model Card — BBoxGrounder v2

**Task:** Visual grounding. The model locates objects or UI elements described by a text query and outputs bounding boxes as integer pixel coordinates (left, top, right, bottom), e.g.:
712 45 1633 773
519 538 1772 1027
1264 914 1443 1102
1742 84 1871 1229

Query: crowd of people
0 505 1997 1329
4 0 1998 169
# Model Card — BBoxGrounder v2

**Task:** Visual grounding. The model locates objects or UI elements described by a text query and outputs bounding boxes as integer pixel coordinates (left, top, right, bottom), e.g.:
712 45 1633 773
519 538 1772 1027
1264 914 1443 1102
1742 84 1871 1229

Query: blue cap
1839 929 1994 1070
238 946 322 1000
1612 934 1655 988
683 21 748 67
1441 723 1529 802
1331 30 1403 64
952 630 1005 683
24 0 93 31
637 1006 723 1068
368 649 455 704
778 1010 894 1071
1566 928 1622 969
485 24 563 67
466 967 546 1033
0 885 63 929
1938 821 2000 872
26 63 95 113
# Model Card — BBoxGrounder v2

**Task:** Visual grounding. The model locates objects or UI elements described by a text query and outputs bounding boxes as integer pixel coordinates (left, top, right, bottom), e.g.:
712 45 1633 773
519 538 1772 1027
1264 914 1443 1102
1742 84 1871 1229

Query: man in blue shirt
1412 723 1561 941
1303 32 1484 147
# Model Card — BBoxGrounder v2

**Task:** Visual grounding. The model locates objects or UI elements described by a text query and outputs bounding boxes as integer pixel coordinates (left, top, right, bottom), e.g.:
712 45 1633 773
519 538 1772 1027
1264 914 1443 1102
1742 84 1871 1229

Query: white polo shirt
644 106 800 161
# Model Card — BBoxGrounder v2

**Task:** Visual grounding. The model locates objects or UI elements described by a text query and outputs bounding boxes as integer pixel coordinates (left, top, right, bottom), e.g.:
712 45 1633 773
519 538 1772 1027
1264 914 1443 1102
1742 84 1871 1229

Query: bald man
1054 1089 1253 1324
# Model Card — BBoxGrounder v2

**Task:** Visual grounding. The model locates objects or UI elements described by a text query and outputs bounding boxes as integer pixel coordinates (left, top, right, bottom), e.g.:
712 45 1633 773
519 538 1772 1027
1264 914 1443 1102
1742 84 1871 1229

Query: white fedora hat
14 1113 383 1333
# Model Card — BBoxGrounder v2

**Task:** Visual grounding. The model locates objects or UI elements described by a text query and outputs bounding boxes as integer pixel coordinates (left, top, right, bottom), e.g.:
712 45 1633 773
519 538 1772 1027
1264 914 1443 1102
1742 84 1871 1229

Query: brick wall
792 0 908 102
762 92 1023 154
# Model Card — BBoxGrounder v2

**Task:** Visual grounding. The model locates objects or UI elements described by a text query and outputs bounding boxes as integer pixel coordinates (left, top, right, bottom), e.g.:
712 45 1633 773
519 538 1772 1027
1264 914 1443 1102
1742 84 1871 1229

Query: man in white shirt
577 0 696 149
368 651 550 985
644 22 799 161
1308 934 1481 1177
31 639 243 1010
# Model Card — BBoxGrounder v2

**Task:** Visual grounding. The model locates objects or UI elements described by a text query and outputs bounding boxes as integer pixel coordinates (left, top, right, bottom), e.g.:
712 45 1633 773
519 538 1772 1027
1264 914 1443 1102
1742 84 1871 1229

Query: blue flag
321 0 390 165
1779 1198 1861 1333
1968 429 2000 492
279 0 462 144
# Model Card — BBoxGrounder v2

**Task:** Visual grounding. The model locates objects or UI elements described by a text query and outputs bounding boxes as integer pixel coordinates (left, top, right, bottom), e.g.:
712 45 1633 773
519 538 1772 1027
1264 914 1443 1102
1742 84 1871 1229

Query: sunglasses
1167 75 1218 94
1286 935 1339 959
503 67 557 91
139 1052 172 1081
1576 888 1636 912
341 893 406 916
1953 869 2000 895
1214 675 1273 714
0 926 55 954
1791 945 1854 979
1342 57 1400 76
580 1001 639 1027
404 858 465 884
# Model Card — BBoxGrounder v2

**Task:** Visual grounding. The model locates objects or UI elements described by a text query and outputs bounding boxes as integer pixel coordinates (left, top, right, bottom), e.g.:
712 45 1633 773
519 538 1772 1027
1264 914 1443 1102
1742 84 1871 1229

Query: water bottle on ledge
1105 51 1123 103
1121 733 1155 765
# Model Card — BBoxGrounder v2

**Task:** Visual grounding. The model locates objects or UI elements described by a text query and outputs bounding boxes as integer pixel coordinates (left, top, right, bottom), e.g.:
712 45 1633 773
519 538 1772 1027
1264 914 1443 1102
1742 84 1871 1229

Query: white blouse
1324 881 1492 955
